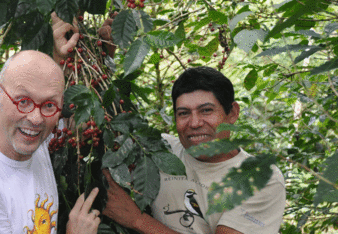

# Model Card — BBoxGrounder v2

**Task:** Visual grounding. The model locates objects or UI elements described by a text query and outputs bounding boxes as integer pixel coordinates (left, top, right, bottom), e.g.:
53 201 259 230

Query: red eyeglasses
0 84 62 117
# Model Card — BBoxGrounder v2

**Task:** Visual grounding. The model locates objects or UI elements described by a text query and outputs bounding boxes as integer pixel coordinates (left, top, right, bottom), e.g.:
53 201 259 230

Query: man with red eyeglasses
0 50 100 234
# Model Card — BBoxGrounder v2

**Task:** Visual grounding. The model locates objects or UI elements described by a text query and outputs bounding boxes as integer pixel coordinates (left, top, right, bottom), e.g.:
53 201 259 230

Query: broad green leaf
21 14 49 51
207 153 276 214
55 0 78 25
92 100 105 127
256 44 316 57
189 17 211 31
322 190 338 203
310 58 338 75
124 37 150 77
324 22 338 36
291 29 322 38
151 152 186 176
294 46 323 64
145 31 182 49
108 164 131 188
229 11 252 32
314 152 338 205
133 157 160 211
237 4 250 14
130 83 150 103
64 85 90 102
187 138 254 158
159 106 172 125
263 64 278 77
98 224 116 234
244 69 258 90
148 53 161 64
139 10 153 33
198 37 219 57
175 22 186 39
102 85 116 108
36 0 55 15
297 210 311 229
79 0 107 14
74 105 91 125
103 129 115 148
153 18 169 26
111 9 136 49
208 9 227 25
104 55 116 73
234 29 267 53
0 3 7 25
265 0 319 41
102 138 134 168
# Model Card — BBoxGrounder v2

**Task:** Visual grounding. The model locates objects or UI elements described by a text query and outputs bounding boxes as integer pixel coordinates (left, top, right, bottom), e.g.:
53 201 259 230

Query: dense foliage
1 0 338 233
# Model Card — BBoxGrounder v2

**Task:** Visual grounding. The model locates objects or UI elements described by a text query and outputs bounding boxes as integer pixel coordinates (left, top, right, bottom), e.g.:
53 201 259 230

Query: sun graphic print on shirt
24 193 58 234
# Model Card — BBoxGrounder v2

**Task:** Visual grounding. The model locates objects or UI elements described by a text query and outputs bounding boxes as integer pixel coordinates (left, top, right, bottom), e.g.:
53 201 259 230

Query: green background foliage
1 0 338 233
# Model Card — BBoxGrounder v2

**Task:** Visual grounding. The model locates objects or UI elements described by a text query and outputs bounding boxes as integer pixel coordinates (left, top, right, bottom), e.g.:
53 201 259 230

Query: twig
328 73 338 98
0 21 13 49
166 49 186 70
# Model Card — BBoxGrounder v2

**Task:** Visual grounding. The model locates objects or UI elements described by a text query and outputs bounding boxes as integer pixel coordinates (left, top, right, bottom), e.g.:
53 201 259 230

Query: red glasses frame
0 84 62 117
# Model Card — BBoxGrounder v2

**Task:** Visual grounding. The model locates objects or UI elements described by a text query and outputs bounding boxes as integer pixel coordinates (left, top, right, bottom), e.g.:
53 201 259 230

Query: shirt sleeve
217 171 286 234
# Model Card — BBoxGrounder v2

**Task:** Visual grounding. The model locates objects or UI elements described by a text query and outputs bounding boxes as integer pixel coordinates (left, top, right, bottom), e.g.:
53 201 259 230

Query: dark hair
172 66 234 114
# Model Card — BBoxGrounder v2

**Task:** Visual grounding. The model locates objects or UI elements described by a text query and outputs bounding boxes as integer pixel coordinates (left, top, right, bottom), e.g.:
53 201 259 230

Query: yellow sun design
24 193 58 234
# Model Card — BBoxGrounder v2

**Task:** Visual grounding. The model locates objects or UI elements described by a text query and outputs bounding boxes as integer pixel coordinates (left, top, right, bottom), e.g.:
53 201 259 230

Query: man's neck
196 148 240 163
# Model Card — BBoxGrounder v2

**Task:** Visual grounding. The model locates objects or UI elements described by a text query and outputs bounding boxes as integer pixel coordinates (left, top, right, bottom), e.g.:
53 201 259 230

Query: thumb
102 168 119 188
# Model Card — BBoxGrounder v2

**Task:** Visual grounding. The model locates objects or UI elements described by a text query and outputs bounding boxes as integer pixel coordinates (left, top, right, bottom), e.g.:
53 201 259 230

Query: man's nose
189 112 203 128
26 107 44 126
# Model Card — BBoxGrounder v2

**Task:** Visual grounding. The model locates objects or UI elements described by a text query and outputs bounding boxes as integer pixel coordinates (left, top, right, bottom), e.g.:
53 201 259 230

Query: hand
51 12 80 63
66 188 101 234
97 18 117 58
102 168 141 229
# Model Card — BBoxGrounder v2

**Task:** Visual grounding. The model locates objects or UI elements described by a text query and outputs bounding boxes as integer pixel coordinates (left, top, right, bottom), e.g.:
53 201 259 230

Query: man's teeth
20 128 40 137
188 135 208 141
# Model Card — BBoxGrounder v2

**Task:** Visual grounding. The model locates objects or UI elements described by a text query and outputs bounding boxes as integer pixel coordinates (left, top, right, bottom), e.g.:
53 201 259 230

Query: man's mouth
188 134 209 141
19 128 41 137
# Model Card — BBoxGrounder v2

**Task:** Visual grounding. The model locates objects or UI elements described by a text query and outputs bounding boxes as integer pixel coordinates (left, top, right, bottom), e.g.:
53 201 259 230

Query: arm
51 12 79 64
102 169 180 234
215 225 243 234
66 188 101 234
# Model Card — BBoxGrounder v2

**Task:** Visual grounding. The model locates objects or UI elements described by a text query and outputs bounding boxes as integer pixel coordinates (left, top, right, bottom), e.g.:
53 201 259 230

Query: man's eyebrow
176 103 215 111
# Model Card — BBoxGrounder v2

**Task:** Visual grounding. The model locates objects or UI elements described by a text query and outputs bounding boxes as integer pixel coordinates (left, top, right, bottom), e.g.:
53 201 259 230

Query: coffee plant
1 0 338 233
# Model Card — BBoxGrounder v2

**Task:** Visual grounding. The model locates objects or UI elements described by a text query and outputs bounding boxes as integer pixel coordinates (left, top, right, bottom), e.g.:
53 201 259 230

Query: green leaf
74 105 91 125
102 85 116 108
108 164 131 188
111 9 136 49
324 22 338 36
234 29 267 53
208 9 227 25
244 69 258 90
151 151 186 176
310 58 338 75
133 157 160 211
0 3 7 25
187 138 254 158
79 0 107 15
102 138 134 168
148 53 161 64
263 64 278 77
64 85 90 102
256 44 316 57
175 22 186 39
297 210 311 229
36 0 55 15
229 11 252 32
265 0 319 41
130 83 150 103
139 10 153 33
198 37 219 57
159 106 172 125
124 37 150 77
294 46 323 64
145 31 182 49
207 153 276 214
103 129 115 148
55 0 78 25
153 18 169 26
314 152 338 206
92 100 105 127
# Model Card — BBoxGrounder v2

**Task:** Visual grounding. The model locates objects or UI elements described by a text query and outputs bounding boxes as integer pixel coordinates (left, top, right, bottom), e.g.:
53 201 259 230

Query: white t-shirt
151 134 285 234
0 140 59 234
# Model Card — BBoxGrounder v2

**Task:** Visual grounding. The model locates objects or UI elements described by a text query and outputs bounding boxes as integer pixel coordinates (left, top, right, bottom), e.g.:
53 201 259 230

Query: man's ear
228 101 240 124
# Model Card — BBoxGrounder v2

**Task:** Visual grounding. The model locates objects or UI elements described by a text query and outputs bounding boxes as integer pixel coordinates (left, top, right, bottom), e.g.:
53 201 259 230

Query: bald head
0 50 64 86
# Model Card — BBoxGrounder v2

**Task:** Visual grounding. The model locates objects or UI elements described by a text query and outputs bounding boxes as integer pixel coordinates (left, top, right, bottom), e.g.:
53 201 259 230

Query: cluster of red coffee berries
83 120 102 148
127 0 145 9
49 127 73 153
208 22 215 32
218 56 228 69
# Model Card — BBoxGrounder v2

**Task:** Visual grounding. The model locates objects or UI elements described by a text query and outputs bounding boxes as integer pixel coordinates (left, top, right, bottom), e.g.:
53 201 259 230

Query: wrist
133 212 151 233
